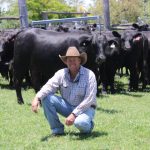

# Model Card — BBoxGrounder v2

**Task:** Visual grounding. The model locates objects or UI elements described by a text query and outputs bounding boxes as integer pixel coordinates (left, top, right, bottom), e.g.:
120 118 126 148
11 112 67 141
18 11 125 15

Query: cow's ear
133 33 142 37
79 35 92 47
108 40 117 48
82 38 92 46
145 24 149 28
133 33 142 41
84 35 93 43
112 31 121 38
87 36 93 42
132 23 139 29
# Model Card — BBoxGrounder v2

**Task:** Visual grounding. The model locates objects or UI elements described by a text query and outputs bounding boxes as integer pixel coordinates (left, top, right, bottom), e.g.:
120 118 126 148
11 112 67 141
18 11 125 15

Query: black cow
132 23 150 85
9 28 106 104
114 30 149 91
0 30 18 86
132 23 149 31
98 31 123 94
98 29 149 93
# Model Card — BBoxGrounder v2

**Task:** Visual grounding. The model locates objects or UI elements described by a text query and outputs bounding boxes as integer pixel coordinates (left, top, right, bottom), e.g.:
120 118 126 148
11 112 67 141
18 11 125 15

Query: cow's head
1 37 14 62
121 30 143 52
132 23 149 31
55 25 69 32
91 33 107 65
77 33 93 55
0 37 6 62
104 31 122 58
68 32 106 65
0 30 19 63
0 38 4 53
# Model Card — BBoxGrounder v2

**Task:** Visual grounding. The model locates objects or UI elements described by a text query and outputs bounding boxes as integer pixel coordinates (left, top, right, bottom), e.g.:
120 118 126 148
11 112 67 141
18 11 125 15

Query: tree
0 0 78 28
0 0 20 29
27 0 76 20
90 0 145 25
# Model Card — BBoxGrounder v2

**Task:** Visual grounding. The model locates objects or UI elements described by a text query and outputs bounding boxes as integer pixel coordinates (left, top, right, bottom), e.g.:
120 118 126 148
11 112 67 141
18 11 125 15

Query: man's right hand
31 97 40 113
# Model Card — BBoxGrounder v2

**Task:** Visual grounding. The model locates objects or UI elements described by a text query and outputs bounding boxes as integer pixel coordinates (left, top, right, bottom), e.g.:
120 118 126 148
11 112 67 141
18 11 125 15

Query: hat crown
65 47 80 57
59 46 87 65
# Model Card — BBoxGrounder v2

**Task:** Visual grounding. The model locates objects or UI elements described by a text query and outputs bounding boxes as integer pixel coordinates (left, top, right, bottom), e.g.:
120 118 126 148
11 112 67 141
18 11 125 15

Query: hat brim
59 52 87 65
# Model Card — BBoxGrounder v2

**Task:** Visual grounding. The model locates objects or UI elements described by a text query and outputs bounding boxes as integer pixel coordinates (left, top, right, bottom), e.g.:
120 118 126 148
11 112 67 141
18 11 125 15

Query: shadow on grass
97 91 144 99
118 92 143 97
0 83 31 90
41 131 108 141
0 83 14 90
67 131 108 140
115 80 150 94
96 107 121 114
41 133 66 141
97 79 147 98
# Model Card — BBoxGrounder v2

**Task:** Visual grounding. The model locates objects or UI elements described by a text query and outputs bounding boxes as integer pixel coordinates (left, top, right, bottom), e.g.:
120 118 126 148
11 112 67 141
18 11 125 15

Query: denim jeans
41 94 95 134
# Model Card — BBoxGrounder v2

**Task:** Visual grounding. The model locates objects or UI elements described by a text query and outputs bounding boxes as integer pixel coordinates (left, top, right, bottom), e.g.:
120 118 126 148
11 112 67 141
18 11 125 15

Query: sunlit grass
0 75 150 150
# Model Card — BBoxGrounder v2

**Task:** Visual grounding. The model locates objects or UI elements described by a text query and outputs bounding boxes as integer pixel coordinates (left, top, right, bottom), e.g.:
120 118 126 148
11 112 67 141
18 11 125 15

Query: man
31 46 97 135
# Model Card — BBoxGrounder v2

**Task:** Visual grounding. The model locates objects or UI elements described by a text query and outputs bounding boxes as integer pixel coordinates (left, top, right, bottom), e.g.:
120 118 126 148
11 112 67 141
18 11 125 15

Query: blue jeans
41 94 95 134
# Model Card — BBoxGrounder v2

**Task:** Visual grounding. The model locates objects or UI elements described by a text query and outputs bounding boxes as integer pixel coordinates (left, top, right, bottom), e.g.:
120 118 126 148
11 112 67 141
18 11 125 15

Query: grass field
0 75 150 150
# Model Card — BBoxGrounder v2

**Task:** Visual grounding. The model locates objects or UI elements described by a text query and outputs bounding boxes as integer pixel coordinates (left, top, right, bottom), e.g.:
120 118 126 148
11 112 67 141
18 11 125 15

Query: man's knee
74 118 94 133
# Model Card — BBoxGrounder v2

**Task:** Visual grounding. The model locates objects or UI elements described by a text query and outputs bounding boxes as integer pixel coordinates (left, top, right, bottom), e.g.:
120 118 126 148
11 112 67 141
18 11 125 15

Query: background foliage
90 0 150 24
0 0 150 28
27 0 76 20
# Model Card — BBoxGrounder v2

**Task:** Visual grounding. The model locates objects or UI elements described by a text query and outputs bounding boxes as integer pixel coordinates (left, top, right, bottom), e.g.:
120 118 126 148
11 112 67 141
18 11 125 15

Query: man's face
66 57 81 72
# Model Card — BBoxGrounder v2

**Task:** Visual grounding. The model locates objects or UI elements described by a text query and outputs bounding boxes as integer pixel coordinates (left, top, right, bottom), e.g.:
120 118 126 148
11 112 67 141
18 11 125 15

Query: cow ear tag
83 42 86 46
110 43 115 48
134 36 141 41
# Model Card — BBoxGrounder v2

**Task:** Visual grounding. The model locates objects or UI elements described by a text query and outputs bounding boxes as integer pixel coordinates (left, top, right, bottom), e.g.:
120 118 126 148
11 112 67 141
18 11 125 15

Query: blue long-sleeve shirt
36 66 97 116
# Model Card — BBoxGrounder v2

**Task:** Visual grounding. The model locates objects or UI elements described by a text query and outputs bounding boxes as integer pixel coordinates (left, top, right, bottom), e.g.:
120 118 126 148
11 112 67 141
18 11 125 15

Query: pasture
0 74 150 150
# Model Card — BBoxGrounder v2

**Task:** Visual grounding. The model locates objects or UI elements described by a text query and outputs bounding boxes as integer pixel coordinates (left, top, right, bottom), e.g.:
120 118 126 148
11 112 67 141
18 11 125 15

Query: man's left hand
65 113 76 126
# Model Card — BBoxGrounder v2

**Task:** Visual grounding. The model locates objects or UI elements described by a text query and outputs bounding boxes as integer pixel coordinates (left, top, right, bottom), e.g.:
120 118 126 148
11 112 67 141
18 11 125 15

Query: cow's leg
8 69 13 88
142 60 149 90
30 69 41 93
24 71 31 88
109 67 116 94
138 66 146 90
96 72 101 97
14 76 24 104
99 64 108 94
13 64 27 104
128 66 138 91
141 73 146 90
141 36 149 90
110 76 115 94
117 67 123 77
125 67 129 76
121 67 124 77
101 83 108 94
8 60 14 88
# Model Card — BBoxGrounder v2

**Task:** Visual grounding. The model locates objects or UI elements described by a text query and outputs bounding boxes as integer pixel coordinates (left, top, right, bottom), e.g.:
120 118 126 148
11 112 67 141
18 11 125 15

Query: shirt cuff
72 108 82 117
35 92 44 101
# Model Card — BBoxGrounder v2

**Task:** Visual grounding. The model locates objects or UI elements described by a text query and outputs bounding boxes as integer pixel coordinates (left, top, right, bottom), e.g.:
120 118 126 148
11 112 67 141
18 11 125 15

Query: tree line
0 0 150 29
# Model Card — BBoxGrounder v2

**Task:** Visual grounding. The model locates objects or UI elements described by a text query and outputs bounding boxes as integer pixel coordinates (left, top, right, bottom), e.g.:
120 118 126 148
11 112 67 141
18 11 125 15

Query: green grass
0 76 150 150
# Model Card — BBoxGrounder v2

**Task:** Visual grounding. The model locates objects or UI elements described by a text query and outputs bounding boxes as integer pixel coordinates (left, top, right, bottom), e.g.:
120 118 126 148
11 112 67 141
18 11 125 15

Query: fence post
18 0 28 28
103 0 110 30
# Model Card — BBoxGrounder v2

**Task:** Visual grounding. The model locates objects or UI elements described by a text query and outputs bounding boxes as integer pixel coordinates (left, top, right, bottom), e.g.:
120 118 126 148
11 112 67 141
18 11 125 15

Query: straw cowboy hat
59 46 87 65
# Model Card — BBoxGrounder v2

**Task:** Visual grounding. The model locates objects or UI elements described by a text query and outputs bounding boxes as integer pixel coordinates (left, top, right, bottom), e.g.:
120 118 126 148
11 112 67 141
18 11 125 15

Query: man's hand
31 97 40 113
65 113 76 126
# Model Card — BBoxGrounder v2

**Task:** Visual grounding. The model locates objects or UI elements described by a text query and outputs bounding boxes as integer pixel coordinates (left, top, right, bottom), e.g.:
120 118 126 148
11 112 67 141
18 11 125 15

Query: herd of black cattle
0 23 150 104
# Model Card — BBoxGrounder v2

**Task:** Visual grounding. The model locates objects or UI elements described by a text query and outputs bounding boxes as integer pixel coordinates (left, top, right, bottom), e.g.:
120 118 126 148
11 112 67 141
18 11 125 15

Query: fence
31 16 101 30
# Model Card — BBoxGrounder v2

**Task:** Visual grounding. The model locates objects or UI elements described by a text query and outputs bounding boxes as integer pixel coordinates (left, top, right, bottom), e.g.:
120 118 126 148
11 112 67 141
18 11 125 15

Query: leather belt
91 105 96 109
